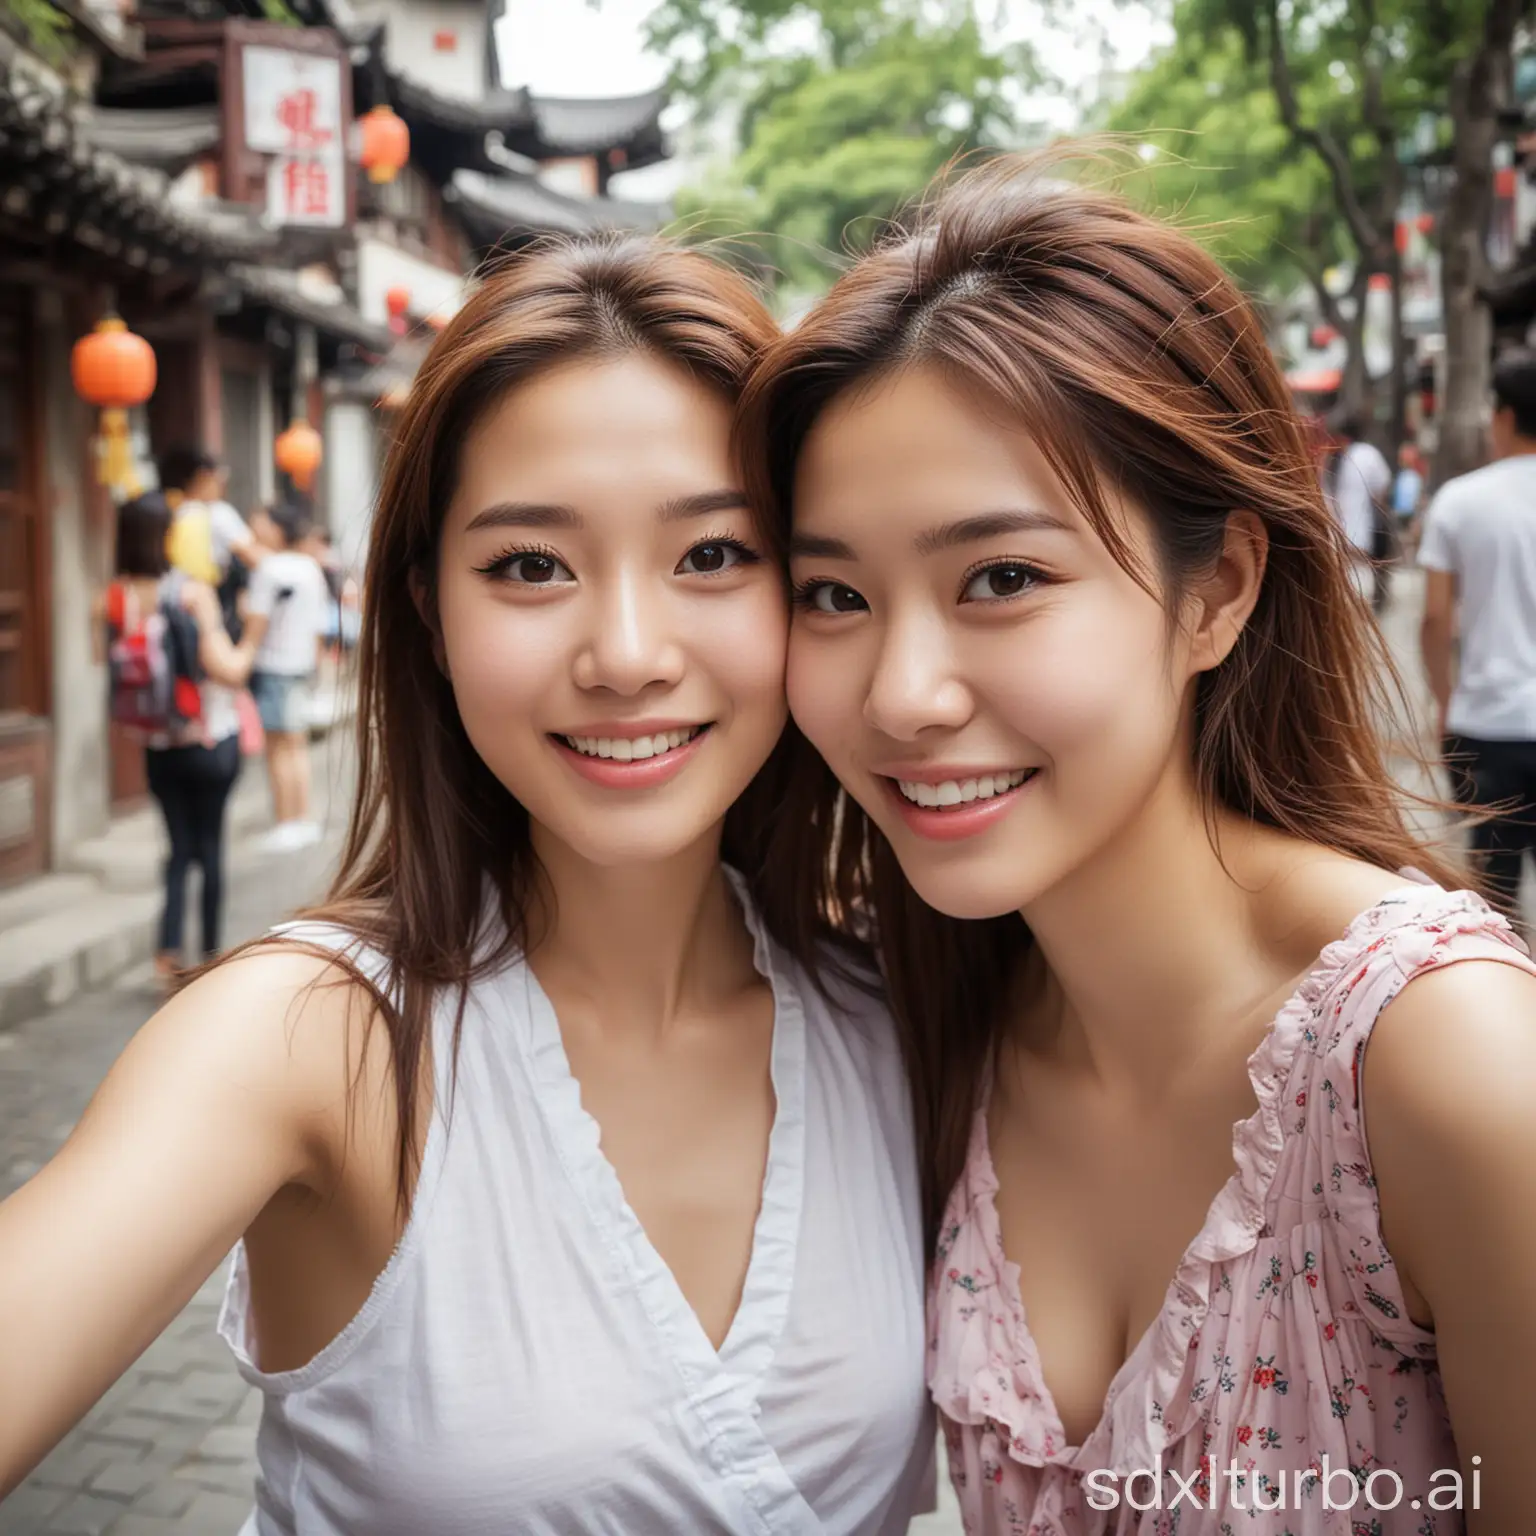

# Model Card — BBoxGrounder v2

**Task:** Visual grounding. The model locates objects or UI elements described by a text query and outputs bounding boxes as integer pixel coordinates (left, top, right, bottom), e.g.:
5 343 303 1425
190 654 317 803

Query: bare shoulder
1367 956 1536 1142
126 939 396 1185
1247 839 1423 971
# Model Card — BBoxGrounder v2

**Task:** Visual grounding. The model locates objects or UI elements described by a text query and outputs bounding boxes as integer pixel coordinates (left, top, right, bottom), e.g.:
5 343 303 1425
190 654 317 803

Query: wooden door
0 292 46 723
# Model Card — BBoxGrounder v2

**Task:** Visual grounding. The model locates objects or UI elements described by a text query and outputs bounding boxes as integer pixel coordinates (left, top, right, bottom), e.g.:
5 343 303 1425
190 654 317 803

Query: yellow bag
165 504 218 585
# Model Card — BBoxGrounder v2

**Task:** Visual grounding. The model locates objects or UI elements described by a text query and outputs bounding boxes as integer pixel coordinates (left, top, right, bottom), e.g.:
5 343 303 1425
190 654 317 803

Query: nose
571 568 686 696
863 607 972 742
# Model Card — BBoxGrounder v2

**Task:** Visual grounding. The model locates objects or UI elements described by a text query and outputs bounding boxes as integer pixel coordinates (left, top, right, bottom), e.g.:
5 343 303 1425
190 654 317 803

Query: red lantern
359 105 410 185
275 420 323 493
385 284 411 335
71 316 156 495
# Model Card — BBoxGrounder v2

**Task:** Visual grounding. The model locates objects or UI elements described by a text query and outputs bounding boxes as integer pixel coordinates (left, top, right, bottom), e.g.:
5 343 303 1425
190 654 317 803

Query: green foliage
1100 24 1346 295
651 0 1034 293
2 0 73 67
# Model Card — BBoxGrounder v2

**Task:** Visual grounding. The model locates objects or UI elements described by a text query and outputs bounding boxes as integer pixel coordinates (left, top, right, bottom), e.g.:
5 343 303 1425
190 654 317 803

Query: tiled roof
528 88 667 155
229 264 395 350
447 168 669 242
0 33 276 266
79 104 221 171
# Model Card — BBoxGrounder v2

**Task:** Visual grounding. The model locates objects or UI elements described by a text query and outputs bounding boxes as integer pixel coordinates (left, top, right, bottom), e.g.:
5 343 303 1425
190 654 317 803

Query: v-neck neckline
973 879 1433 1460
516 869 808 1388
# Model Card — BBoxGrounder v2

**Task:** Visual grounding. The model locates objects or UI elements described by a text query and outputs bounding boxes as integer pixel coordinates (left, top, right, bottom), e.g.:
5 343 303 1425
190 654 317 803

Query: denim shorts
250 671 313 735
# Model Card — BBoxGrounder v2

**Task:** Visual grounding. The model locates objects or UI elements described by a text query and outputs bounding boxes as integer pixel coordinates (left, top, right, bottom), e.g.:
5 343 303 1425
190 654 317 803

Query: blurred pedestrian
158 446 264 641
1393 441 1425 548
1322 410 1392 610
244 499 330 850
1419 349 1536 919
96 493 255 981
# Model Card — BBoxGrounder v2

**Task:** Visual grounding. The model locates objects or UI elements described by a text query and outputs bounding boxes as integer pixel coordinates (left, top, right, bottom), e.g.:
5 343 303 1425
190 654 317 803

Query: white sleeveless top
218 874 934 1535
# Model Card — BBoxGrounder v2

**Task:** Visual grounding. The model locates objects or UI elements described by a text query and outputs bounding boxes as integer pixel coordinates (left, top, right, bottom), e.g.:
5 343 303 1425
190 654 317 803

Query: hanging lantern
275 420 323 493
71 316 156 496
359 105 410 185
385 284 411 335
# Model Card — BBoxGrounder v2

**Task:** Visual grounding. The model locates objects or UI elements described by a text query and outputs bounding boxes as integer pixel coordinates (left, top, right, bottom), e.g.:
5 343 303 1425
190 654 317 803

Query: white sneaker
259 821 305 852
289 821 324 848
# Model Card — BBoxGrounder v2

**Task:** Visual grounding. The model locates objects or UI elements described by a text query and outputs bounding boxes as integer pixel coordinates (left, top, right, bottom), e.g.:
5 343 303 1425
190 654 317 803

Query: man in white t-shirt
1323 413 1393 610
243 500 331 851
1419 349 1536 917
158 446 264 639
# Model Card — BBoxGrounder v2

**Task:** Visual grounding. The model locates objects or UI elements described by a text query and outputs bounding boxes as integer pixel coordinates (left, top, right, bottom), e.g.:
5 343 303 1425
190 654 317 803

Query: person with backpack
99 493 256 983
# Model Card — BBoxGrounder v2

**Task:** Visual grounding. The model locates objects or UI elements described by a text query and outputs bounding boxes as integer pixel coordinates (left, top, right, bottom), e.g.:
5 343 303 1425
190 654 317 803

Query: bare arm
1420 567 1457 739
180 581 253 688
0 950 358 1495
1368 961 1536 1533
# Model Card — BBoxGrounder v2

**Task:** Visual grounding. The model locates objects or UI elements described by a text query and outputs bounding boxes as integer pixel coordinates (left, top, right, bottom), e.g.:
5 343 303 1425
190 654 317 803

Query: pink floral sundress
927 881 1533 1534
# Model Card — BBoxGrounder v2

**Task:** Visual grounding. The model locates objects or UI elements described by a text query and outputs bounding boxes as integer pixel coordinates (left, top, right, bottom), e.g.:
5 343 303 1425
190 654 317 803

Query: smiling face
435 352 788 870
786 364 1209 921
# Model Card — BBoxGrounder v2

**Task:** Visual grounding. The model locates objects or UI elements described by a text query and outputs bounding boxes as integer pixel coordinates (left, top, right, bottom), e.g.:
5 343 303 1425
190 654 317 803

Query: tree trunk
1437 0 1525 487
1339 262 1374 422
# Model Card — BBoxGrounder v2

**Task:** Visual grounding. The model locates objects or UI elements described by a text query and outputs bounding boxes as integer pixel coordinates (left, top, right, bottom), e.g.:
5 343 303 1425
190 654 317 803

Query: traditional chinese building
0 0 671 888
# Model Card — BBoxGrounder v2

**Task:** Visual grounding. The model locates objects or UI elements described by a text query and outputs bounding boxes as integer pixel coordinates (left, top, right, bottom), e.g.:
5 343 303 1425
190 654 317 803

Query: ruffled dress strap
1305 880 1536 1354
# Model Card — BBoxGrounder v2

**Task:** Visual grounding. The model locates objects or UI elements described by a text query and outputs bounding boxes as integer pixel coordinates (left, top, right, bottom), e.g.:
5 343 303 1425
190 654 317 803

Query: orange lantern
359 105 410 185
385 284 411 335
71 316 156 495
275 420 323 493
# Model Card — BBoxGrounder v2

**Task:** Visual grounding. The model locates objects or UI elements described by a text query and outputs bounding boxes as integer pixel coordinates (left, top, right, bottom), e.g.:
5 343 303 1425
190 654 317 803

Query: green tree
652 0 1033 292
1102 29 1346 304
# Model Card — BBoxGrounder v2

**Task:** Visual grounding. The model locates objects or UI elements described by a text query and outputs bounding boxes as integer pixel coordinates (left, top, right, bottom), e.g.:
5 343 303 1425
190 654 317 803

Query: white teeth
562 727 702 761
895 768 1032 808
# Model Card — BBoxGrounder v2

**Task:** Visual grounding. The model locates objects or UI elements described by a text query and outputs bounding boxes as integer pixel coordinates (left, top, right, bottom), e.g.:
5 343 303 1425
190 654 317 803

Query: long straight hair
737 152 1474 1240
216 235 836 1208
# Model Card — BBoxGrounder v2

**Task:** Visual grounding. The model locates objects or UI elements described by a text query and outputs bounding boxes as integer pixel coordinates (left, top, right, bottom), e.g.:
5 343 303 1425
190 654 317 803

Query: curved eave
447 168 669 243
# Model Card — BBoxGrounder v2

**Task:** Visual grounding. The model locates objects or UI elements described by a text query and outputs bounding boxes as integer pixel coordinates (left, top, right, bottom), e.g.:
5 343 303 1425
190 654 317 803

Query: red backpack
106 581 204 738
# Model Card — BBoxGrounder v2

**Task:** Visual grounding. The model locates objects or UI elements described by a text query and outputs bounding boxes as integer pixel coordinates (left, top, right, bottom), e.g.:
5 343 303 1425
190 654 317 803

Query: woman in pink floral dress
737 151 1536 1533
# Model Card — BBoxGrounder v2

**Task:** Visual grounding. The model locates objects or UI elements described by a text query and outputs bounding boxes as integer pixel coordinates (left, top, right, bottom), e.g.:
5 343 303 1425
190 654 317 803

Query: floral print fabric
927 882 1533 1534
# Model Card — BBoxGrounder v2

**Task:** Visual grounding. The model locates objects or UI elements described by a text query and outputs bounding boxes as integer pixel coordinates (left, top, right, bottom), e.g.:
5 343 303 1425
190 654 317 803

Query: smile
558 726 704 762
550 724 713 790
880 766 1039 842
894 769 1034 808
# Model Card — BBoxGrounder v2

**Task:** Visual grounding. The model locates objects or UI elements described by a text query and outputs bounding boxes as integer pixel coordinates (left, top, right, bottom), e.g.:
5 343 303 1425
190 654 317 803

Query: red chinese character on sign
283 158 332 218
276 89 332 149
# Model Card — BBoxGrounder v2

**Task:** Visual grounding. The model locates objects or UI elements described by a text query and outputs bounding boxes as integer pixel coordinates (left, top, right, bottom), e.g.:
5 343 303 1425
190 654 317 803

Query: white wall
356 237 466 327
324 400 381 578
352 0 488 100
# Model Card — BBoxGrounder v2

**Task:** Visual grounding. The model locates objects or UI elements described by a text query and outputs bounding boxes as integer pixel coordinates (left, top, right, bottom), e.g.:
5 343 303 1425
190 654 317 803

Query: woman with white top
0 236 933 1535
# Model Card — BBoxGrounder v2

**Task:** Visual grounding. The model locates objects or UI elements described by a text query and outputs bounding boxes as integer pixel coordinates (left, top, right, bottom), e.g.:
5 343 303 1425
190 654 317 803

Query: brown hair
737 151 1474 1239
218 234 829 1206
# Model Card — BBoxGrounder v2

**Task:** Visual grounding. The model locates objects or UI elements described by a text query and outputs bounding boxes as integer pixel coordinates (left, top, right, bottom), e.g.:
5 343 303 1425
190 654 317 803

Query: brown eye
962 563 1036 602
677 540 753 575
518 555 558 583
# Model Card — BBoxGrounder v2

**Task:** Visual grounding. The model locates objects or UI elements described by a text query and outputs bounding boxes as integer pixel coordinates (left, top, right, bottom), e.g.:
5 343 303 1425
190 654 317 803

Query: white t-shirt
1327 440 1392 555
247 550 329 677
1418 454 1536 739
207 499 252 573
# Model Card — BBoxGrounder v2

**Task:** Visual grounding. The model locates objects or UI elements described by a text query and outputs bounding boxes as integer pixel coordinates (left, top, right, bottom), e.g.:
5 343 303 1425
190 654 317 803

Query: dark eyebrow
465 501 583 534
464 489 747 535
658 489 751 522
913 508 1071 555
788 532 857 560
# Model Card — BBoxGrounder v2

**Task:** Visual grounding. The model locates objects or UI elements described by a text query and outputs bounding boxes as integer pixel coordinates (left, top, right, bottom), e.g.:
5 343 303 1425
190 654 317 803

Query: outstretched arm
0 949 354 1495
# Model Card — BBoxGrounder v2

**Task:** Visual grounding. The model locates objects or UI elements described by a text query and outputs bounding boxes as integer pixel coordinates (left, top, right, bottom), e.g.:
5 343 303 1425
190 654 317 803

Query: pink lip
881 771 1037 842
551 727 709 789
